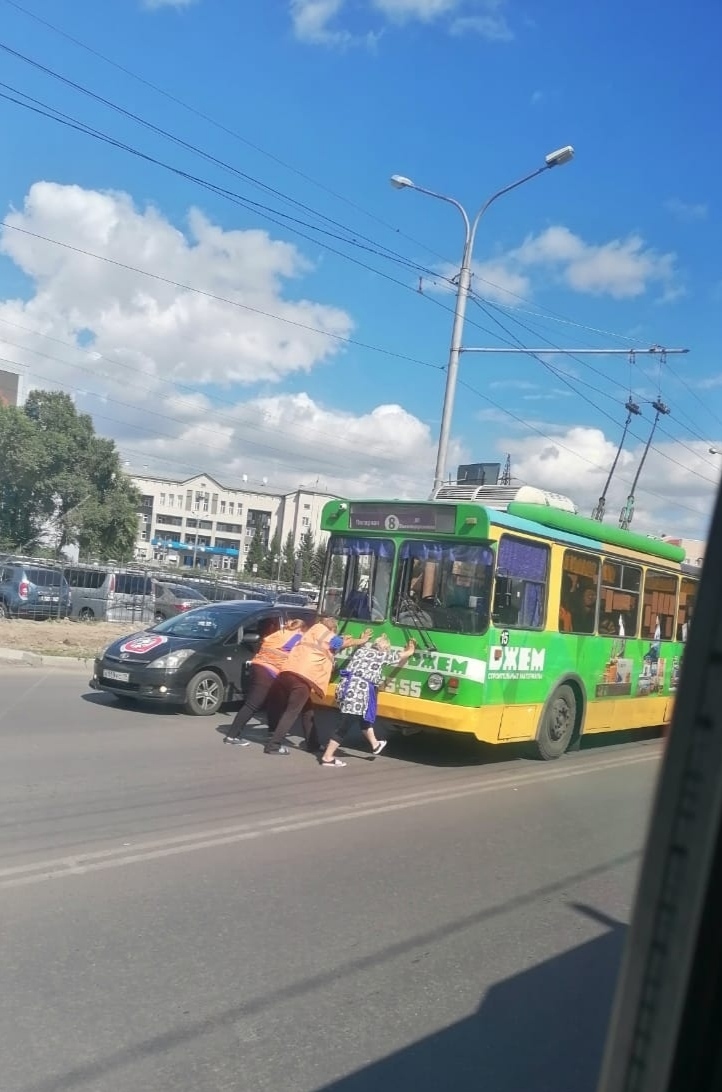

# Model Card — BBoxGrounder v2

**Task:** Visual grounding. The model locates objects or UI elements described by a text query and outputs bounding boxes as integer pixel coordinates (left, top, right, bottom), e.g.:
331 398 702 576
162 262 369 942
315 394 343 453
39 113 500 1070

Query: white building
660 536 706 568
130 471 340 574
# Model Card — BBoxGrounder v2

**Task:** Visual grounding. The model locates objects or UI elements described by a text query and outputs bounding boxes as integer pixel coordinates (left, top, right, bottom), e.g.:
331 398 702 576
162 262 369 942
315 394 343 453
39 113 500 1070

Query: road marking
1 750 658 890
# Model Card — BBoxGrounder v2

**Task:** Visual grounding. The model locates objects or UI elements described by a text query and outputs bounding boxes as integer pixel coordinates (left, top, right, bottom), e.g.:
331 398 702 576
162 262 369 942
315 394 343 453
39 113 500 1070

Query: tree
280 531 296 583
0 390 140 559
259 529 280 581
297 527 316 582
310 543 327 586
244 524 266 575
0 406 50 551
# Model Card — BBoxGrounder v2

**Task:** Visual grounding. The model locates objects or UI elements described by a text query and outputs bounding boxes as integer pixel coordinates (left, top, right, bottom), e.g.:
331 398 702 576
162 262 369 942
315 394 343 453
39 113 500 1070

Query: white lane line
0 751 658 890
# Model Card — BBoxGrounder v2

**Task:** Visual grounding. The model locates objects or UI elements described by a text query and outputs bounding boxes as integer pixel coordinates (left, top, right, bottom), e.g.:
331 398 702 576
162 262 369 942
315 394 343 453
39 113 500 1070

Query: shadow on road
79 689 662 763
16 865 635 1092
316 902 625 1092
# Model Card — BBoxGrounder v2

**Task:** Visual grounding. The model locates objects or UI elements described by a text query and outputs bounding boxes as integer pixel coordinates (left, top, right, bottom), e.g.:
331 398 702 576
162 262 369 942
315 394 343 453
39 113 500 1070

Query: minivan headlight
147 649 196 671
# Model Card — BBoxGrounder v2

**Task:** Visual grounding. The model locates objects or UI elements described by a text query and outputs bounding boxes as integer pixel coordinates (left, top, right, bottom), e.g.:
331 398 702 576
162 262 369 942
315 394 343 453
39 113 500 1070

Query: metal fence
0 554 318 624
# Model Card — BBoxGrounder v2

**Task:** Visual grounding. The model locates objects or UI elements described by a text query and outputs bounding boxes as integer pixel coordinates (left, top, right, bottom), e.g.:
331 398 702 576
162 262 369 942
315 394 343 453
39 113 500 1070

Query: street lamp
390 146 575 494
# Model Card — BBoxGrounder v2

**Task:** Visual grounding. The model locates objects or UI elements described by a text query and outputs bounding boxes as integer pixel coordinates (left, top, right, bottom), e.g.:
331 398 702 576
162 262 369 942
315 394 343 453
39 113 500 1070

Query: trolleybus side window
642 570 679 642
677 577 696 642
599 559 642 636
560 551 601 635
319 537 395 621
491 535 549 630
393 541 493 635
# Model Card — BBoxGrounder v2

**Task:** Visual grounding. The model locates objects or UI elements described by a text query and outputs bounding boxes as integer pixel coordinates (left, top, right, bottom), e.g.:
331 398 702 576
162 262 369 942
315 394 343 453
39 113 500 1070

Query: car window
153 604 255 638
26 568 63 587
115 574 153 596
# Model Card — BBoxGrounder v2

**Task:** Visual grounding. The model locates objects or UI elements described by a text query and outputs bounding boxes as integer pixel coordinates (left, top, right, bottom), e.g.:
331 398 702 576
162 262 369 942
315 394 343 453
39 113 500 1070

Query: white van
64 566 155 624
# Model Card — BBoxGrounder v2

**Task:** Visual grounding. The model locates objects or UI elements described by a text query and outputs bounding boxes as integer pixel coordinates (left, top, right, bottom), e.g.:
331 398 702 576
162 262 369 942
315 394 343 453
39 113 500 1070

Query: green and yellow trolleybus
317 495 698 759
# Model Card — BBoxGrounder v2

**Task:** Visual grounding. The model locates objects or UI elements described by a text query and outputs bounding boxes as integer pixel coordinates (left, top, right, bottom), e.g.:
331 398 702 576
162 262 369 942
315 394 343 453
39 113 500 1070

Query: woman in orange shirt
264 617 372 755
223 617 308 745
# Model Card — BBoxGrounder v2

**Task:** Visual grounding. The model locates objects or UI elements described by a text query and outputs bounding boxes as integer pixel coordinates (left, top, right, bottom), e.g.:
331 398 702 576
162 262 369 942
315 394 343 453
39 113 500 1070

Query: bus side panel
497 704 542 741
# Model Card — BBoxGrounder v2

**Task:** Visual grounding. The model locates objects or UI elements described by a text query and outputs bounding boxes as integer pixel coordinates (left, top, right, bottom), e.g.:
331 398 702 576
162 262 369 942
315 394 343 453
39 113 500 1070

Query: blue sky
0 0 720 537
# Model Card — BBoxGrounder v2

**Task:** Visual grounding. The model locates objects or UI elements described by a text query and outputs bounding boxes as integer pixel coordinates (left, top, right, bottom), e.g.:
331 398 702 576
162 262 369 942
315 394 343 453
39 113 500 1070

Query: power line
0 78 512 352
0 326 440 466
0 19 646 349
0 42 446 281
0 219 448 371
0 0 452 266
0 81 444 290
456 377 711 521
469 295 719 485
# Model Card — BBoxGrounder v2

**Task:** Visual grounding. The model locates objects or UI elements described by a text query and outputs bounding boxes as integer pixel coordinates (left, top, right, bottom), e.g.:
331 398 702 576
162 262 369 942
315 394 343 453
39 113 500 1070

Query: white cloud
664 198 708 222
290 0 352 45
0 182 353 389
290 0 512 45
118 392 461 500
0 180 460 498
468 225 680 303
503 426 717 538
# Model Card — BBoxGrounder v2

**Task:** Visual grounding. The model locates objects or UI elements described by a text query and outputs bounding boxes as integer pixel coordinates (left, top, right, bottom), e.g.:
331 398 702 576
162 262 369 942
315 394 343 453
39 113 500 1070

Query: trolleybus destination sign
349 503 456 533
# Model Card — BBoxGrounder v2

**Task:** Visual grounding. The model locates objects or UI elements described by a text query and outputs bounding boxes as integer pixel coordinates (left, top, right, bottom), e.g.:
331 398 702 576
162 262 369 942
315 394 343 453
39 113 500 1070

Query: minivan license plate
103 670 130 683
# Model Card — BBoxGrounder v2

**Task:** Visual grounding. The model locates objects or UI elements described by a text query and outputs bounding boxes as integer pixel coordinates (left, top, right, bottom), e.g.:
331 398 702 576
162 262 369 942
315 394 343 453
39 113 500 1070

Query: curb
0 646 92 669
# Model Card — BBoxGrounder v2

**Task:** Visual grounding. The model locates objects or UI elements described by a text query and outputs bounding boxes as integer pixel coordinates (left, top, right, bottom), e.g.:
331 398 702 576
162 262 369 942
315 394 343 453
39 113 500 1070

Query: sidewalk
0 646 91 669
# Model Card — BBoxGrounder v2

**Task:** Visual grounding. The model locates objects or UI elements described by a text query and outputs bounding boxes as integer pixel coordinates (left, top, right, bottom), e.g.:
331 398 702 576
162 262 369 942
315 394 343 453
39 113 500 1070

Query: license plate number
103 670 130 683
39 595 59 602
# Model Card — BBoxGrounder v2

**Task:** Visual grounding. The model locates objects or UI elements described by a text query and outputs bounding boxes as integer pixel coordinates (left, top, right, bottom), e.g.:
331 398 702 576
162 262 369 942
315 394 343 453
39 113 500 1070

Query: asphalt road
0 666 663 1092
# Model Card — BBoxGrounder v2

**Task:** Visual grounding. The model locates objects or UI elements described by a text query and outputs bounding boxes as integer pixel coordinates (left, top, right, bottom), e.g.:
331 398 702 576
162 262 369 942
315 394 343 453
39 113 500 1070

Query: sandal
320 757 347 768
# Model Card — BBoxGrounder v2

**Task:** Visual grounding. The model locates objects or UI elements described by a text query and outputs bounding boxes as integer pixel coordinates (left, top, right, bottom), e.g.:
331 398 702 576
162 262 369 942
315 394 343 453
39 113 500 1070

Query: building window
228 502 234 516
168 495 174 509
302 517 310 527
220 500 226 515
304 503 311 510
160 493 166 506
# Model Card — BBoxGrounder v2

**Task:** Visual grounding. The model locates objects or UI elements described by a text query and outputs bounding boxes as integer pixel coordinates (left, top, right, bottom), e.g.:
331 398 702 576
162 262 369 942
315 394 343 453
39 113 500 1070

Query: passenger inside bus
571 579 597 634
559 574 574 632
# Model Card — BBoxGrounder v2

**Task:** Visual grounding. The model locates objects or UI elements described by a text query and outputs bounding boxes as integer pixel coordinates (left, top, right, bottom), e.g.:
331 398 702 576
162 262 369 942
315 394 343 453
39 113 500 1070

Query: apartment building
131 471 340 572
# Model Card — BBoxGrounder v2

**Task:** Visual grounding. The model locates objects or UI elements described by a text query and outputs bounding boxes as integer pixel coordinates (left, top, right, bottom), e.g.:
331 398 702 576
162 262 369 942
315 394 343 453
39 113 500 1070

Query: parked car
64 565 155 624
274 592 311 607
89 600 315 715
181 578 272 604
151 580 207 622
0 560 71 620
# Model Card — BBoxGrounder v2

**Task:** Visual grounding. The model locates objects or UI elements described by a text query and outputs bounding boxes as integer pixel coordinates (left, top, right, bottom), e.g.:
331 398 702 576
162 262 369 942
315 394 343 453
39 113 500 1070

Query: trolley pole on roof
592 398 642 522
433 346 688 496
619 398 671 530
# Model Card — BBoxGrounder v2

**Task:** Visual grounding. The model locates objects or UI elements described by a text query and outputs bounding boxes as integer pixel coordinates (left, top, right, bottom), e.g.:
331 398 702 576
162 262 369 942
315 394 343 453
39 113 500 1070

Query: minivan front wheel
185 670 224 716
78 608 95 623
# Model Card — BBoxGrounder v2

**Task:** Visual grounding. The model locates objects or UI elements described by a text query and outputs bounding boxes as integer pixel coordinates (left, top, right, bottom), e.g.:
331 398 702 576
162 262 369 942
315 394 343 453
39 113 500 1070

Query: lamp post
390 146 575 495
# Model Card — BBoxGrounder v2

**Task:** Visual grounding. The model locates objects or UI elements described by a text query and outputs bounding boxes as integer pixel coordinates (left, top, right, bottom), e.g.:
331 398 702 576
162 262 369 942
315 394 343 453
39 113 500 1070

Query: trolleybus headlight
427 672 444 692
